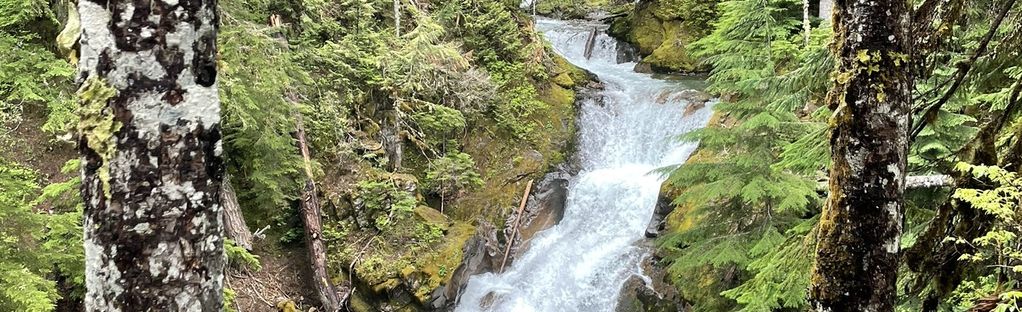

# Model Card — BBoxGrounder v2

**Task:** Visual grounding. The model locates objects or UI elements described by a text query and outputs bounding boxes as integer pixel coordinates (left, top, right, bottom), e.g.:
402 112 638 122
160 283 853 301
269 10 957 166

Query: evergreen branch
910 0 1019 141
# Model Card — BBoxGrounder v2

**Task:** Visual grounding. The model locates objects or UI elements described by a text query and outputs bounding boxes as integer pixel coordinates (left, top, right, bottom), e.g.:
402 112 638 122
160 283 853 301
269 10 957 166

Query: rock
414 206 450 230
553 72 576 88
608 0 713 74
634 62 654 73
616 254 686 312
616 41 641 64
509 170 572 257
436 222 501 309
645 186 675 238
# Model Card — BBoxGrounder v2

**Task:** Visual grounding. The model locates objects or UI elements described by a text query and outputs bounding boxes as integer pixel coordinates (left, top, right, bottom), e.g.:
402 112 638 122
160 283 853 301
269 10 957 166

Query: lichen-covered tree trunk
809 0 911 311
77 0 224 310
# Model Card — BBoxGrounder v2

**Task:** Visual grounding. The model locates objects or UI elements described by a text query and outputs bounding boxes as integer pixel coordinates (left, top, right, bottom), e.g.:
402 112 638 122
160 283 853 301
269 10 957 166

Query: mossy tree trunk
809 0 911 311
77 0 224 310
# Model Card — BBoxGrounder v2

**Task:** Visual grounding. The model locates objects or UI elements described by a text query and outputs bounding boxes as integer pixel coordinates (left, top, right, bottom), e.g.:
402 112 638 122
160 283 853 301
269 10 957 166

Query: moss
640 21 699 73
609 0 715 73
534 0 614 19
412 222 475 302
348 294 374 312
414 206 449 230
552 72 575 88
76 77 119 197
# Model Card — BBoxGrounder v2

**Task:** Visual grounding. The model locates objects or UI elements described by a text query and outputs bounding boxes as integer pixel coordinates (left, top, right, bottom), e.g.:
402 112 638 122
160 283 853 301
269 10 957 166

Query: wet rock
617 41 641 64
634 62 654 74
434 222 501 309
508 170 573 257
645 189 674 238
616 253 686 312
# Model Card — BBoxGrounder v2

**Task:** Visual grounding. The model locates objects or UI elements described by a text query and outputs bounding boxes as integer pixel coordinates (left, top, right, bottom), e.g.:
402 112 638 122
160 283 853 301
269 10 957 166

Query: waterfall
455 18 715 312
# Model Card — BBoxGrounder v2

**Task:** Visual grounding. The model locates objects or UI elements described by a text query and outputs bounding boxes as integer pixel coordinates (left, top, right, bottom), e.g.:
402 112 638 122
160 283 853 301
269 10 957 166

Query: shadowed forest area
1 0 1021 311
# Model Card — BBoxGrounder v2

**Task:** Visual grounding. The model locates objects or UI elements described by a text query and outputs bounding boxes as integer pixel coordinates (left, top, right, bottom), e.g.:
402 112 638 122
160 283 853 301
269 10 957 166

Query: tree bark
382 107 403 172
803 0 811 46
295 112 343 311
222 175 254 250
77 0 224 310
394 0 401 36
809 0 911 311
818 0 834 21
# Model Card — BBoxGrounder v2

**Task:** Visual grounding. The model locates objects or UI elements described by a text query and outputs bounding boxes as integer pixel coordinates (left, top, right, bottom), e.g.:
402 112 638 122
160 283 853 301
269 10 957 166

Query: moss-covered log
808 0 911 310
77 0 224 310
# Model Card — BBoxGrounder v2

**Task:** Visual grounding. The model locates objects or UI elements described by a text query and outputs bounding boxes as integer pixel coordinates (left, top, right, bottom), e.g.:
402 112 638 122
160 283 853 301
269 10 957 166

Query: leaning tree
77 0 224 310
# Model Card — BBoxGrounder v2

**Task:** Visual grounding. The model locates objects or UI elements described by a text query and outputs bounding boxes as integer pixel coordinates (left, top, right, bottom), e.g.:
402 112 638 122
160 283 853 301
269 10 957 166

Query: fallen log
583 27 598 60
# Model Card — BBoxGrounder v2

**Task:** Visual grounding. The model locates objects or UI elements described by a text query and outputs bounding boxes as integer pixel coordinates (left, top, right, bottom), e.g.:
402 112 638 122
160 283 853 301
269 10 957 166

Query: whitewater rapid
455 18 714 312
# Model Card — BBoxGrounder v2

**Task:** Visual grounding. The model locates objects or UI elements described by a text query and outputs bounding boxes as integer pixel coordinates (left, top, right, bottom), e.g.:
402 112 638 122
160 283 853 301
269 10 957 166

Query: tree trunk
809 0 911 311
295 112 343 311
394 0 401 36
382 107 403 172
818 0 834 21
77 0 224 310
222 175 254 250
803 0 811 46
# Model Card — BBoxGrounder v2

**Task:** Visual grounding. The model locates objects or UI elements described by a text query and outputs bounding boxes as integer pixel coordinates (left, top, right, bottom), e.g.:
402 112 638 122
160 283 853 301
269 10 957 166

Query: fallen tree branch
500 180 534 273
818 174 953 191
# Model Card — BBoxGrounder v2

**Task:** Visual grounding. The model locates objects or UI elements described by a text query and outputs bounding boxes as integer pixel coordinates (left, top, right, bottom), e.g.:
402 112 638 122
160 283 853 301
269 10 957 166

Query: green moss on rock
608 0 720 73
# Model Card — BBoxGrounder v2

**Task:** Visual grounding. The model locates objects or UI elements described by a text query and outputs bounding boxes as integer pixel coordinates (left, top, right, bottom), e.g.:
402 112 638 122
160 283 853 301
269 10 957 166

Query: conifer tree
77 0 224 310
808 0 911 310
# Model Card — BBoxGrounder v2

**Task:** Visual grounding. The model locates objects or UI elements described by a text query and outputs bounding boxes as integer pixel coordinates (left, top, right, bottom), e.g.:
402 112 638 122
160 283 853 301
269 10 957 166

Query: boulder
616 253 686 312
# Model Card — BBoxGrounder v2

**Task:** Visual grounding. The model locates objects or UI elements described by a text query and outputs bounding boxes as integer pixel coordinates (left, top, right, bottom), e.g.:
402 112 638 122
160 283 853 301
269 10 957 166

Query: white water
455 18 714 312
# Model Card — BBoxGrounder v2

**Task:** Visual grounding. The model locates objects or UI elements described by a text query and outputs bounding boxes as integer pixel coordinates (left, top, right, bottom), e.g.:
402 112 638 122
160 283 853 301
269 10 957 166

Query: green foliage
720 219 816 311
0 158 83 311
690 0 799 95
224 287 239 312
0 33 75 143
423 152 483 198
943 163 1022 311
0 0 75 144
225 239 262 271
436 0 549 139
0 159 55 312
355 176 418 231
219 20 304 224
658 0 826 310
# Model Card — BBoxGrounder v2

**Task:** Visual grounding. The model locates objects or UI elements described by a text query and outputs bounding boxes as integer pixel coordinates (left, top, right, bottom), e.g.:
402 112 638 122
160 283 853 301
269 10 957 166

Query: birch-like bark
819 0 834 22
809 0 911 310
77 0 224 310
803 0 811 46
394 0 401 36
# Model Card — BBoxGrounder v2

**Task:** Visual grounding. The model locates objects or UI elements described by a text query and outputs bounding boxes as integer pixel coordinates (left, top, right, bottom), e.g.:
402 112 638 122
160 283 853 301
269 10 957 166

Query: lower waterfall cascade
454 18 715 312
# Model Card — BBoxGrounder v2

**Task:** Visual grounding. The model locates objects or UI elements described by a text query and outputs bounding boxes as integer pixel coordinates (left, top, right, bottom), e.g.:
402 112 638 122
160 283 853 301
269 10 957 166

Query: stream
454 18 715 312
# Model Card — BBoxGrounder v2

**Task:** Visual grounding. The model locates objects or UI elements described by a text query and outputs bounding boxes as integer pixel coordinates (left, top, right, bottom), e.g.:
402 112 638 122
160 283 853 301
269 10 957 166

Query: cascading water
455 18 715 312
